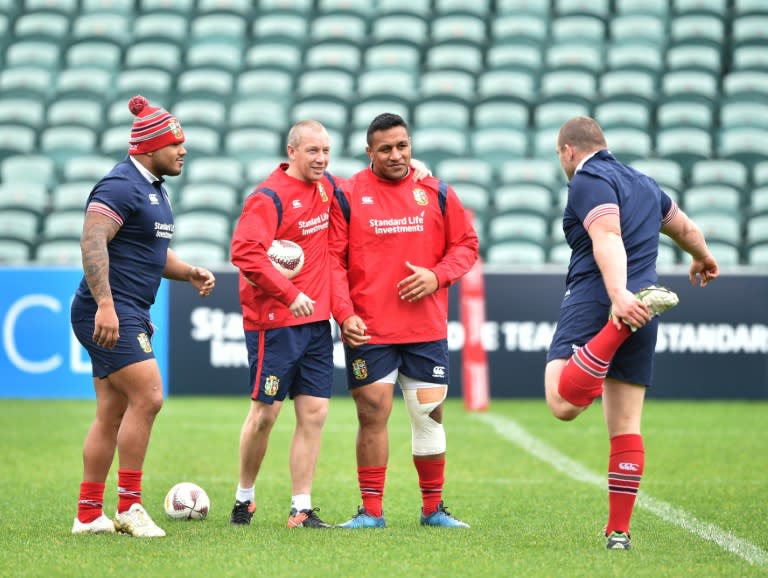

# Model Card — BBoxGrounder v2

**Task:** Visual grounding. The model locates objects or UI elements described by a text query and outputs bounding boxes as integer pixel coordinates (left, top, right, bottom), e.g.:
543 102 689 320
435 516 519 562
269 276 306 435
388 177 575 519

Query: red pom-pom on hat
128 95 149 116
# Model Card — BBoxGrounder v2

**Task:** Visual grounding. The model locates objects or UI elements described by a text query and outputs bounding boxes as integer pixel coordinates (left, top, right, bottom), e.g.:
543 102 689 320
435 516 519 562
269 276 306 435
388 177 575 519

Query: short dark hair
366 113 409 146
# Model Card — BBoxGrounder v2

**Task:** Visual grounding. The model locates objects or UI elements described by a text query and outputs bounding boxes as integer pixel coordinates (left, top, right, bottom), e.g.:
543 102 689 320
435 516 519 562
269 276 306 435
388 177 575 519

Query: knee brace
402 387 447 456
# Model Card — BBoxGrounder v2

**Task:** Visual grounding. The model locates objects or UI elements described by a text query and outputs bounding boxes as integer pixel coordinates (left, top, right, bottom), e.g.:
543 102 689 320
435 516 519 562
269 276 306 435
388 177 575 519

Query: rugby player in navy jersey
545 116 719 549
70 96 215 537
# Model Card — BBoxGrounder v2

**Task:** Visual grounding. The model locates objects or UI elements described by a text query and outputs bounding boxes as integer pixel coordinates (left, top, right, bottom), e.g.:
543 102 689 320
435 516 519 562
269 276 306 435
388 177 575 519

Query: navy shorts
547 300 658 386
343 340 450 389
71 312 156 379
244 320 333 404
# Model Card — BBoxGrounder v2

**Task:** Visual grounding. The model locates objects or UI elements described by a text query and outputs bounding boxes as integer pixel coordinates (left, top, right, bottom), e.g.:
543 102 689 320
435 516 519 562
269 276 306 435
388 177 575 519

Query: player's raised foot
114 503 165 537
420 502 470 528
71 514 116 535
337 506 386 529
287 507 333 528
606 530 632 550
230 500 256 526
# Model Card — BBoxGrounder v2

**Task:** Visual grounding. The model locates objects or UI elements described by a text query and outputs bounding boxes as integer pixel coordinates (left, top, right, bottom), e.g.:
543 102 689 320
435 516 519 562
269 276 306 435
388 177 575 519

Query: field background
0 397 766 578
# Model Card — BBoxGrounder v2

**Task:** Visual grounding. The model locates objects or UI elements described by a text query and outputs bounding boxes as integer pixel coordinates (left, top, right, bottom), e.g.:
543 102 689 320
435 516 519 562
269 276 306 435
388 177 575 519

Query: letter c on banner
3 294 62 373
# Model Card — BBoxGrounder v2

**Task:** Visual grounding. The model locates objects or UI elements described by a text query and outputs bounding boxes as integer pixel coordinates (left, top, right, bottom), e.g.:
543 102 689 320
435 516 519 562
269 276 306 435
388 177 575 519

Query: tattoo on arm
81 213 120 304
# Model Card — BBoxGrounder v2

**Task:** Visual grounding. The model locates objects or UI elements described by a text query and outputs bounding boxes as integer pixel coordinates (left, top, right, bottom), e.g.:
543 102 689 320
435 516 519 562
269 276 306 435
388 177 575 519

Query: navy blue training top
72 157 174 316
561 150 677 306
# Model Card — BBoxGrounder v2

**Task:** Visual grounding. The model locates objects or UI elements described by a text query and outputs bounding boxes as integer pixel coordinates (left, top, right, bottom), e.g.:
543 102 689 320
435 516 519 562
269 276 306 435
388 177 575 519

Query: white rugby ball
164 482 210 520
267 239 304 280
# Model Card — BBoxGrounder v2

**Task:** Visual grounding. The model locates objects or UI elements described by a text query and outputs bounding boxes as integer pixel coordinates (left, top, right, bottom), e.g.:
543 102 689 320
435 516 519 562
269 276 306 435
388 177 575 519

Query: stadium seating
0 1 765 267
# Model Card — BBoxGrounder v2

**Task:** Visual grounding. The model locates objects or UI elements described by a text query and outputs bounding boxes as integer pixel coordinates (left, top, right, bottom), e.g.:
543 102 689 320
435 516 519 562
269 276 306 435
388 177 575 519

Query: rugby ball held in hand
268 239 304 279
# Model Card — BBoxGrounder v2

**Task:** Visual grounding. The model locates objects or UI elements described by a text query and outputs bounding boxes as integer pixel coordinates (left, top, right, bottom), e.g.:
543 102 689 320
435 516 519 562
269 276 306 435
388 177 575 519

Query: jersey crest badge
137 333 152 353
317 182 328 203
169 118 184 139
351 358 368 381
264 375 279 397
413 188 428 206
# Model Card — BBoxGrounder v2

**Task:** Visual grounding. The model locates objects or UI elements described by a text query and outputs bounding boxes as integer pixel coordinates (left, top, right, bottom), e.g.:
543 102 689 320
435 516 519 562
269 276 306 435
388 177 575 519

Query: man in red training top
330 113 479 528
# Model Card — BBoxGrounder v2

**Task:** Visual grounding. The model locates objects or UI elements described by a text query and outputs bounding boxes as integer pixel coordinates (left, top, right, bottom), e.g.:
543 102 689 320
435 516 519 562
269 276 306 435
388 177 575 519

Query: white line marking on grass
475 413 768 568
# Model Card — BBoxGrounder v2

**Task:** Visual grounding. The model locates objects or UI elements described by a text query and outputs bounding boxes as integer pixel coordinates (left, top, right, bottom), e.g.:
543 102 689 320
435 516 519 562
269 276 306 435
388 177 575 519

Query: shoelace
232 502 252 523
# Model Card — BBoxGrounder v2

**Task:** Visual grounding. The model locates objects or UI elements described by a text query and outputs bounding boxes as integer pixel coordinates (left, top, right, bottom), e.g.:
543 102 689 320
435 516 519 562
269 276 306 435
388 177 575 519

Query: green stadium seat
705 241 741 266
691 214 742 247
548 241 571 264
425 43 484 75
551 15 606 44
669 15 725 48
631 159 685 191
225 128 282 164
115 68 173 103
609 15 665 45
26 0 78 16
13 12 69 42
683 185 741 216
173 211 230 244
5 40 60 68
656 244 679 266
1 155 55 188
171 240 230 268
473 101 529 130
666 44 722 76
40 126 97 168
185 157 243 189
674 0 728 16
186 43 243 73
470 128 528 171
371 15 429 47
291 99 348 131
497 0 551 16
656 127 713 172
717 127 768 170
55 68 114 101
236 69 294 99
0 239 31 264
746 215 768 247
606 42 664 74
491 14 548 44
0 183 49 217
310 14 367 46
364 43 421 73
488 214 549 244
435 158 495 188
477 70 537 105
594 100 651 130
430 15 487 46
486 44 542 75
656 101 713 130
47 99 104 130
245 43 302 73
604 128 653 162
124 42 182 74
0 210 40 244
486 241 547 265
50 182 92 211
197 0 252 17
720 101 768 130
297 70 356 101
556 0 610 18
746 243 768 266
41 210 85 241
722 71 768 101
661 71 719 105
414 99 471 130
731 46 768 72
532 127 562 159
260 0 312 12
0 125 37 162
66 40 121 70
357 69 416 101
540 70 598 104
140 0 195 15
450 183 491 217
245 157 285 186
326 157 366 178
411 127 469 165
690 160 749 191
731 15 768 48
62 155 115 183
133 13 189 47
534 101 590 129
500 159 562 191
177 184 239 215
748 186 768 216
230 98 288 132
190 13 247 45
0 98 45 131
495 185 553 219
545 43 604 74
81 0 135 14
171 99 227 130
378 0 431 17
600 70 657 105
178 126 220 156
252 12 308 44
305 43 362 73
435 0 491 17
34 239 82 264
71 13 129 47
351 99 410 129
420 70 475 103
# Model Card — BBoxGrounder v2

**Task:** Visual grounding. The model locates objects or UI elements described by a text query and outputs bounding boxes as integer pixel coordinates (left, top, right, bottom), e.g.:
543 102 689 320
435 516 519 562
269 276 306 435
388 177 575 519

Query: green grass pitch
0 397 766 577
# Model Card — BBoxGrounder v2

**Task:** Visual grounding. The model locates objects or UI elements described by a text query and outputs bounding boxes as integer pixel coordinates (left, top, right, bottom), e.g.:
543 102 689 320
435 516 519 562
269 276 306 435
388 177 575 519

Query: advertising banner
0 268 169 398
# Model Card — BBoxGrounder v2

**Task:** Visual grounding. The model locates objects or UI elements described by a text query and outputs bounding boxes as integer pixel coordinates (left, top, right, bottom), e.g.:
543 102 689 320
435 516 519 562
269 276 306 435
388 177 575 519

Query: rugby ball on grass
267 239 304 280
164 482 210 520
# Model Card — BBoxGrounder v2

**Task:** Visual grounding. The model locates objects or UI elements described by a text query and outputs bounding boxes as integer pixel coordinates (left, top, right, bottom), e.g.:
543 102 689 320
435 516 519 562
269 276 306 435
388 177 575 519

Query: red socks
558 320 632 406
358 466 386 517
414 457 445 515
607 434 644 534
117 469 143 514
77 481 106 523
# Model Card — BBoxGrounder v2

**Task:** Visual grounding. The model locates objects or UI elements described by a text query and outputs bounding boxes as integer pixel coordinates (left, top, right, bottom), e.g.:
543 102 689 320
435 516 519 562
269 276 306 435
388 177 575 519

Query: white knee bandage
402 387 447 456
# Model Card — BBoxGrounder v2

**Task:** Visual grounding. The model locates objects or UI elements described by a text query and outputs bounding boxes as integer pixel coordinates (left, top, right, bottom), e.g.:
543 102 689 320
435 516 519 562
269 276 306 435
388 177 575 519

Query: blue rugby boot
420 502 470 528
337 506 386 528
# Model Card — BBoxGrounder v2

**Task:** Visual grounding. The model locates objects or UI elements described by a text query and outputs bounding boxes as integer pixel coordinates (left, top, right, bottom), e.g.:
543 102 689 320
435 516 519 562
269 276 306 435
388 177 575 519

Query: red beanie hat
127 95 185 155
